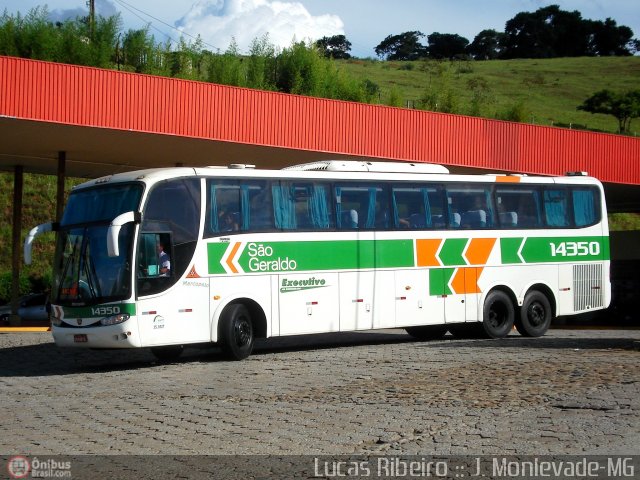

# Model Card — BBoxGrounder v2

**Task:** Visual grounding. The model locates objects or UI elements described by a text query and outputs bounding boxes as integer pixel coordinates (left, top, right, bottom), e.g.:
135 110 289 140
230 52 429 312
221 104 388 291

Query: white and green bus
25 161 610 360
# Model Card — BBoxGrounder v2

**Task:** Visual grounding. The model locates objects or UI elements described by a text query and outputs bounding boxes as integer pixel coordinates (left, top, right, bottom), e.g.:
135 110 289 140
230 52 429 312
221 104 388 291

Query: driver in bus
157 242 170 277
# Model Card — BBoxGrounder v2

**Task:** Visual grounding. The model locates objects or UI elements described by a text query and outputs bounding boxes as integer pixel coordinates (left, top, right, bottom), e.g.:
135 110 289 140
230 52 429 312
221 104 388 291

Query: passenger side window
273 181 332 230
335 184 389 229
495 187 542 228
572 188 600 227
205 179 274 235
544 189 571 227
447 186 494 229
392 184 445 229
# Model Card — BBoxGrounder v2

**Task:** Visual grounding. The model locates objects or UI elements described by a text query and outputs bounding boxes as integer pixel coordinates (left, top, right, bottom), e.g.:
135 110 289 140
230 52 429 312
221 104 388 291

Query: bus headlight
51 316 62 327
100 313 130 326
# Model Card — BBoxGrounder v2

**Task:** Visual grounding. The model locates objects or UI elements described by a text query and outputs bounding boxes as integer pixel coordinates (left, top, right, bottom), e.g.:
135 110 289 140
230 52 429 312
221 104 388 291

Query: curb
0 327 51 332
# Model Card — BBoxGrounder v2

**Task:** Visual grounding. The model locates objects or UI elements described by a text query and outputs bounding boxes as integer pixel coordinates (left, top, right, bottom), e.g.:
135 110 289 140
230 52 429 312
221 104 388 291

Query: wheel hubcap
489 303 507 328
528 302 545 327
234 318 252 347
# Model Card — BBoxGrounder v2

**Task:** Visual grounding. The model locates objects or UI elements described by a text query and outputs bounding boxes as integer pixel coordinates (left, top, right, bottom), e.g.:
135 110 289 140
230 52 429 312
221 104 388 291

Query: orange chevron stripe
226 242 241 274
465 238 496 265
416 239 442 266
466 267 483 294
451 267 484 294
451 268 466 294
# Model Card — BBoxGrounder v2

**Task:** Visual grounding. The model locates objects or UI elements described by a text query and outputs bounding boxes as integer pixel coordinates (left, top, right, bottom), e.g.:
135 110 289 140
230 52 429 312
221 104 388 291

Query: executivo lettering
280 277 328 293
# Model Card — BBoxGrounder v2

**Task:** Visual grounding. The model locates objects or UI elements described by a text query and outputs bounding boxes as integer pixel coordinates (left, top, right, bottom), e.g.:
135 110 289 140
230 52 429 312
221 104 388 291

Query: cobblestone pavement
0 328 638 456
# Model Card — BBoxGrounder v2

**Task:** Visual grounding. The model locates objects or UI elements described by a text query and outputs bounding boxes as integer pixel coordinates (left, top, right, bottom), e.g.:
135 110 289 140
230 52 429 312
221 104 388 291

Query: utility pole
87 0 95 40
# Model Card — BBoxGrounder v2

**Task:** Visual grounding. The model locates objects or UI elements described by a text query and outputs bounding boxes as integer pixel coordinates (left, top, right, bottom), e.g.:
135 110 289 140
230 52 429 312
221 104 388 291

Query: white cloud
175 0 344 53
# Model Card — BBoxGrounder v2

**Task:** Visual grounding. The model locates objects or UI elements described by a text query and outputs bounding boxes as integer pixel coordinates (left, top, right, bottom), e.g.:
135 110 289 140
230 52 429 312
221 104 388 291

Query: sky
3 0 639 57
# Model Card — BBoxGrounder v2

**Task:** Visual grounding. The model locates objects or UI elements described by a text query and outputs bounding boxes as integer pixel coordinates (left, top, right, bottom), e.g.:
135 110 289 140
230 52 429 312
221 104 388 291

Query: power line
111 0 221 51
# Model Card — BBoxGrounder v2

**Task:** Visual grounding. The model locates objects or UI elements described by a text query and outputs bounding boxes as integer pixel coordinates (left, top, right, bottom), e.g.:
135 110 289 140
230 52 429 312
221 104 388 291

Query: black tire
219 304 254 360
0 314 9 326
516 290 552 337
482 290 515 338
405 325 448 340
151 345 184 362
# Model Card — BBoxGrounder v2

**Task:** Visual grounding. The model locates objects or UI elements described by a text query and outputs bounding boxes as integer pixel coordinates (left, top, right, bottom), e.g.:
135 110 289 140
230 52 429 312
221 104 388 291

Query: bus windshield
53 184 143 306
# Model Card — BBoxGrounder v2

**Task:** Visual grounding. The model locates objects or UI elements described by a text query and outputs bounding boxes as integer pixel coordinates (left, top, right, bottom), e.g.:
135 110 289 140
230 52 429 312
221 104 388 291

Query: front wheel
219 304 254 360
482 290 515 338
516 290 552 337
405 325 448 340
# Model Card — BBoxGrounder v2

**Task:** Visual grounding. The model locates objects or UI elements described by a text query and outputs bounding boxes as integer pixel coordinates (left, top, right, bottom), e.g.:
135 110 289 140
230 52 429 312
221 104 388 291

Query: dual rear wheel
405 289 552 340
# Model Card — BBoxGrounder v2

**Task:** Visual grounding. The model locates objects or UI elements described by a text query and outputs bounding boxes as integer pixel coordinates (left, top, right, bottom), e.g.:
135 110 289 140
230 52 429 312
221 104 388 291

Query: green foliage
375 31 426 61
578 89 640 133
386 87 403 107
502 5 637 59
498 101 529 123
0 272 31 303
338 56 640 133
609 213 640 231
315 34 352 59
0 172 82 303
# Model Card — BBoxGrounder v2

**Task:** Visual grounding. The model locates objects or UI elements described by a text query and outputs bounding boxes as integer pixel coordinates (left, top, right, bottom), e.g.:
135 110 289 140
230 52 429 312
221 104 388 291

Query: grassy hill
1 56 639 300
337 56 640 133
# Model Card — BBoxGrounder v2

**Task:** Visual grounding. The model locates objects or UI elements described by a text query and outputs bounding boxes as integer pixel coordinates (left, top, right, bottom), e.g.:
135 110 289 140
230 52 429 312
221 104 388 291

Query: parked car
0 293 49 324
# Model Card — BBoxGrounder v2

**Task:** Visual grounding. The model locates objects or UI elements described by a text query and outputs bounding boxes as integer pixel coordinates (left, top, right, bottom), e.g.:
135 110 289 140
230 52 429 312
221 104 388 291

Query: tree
315 34 351 59
467 29 506 60
591 18 637 56
501 4 638 59
374 31 426 60
426 32 469 59
578 90 640 133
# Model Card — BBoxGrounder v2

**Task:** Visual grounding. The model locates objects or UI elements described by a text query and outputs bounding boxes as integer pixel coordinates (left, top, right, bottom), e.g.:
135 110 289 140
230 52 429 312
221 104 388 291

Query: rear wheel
482 290 515 338
405 325 448 340
219 304 254 360
516 290 552 337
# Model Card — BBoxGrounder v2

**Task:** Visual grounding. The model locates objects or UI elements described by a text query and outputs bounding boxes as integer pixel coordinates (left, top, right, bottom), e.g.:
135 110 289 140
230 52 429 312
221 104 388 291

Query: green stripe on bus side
60 303 137 318
236 240 415 273
208 243 229 274
208 235 610 275
501 236 610 264
439 238 468 266
429 268 455 296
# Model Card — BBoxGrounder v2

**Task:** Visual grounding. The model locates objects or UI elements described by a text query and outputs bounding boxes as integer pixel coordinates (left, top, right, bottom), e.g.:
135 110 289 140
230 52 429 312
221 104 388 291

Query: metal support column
57 151 66 222
10 166 24 326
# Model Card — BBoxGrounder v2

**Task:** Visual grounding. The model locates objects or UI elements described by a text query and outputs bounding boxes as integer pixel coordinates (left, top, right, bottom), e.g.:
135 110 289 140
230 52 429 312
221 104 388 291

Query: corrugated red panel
1 55 639 184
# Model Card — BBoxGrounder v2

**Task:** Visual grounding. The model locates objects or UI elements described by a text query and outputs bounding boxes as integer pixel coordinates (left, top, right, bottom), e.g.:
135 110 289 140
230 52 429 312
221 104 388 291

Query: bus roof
69 162 603 192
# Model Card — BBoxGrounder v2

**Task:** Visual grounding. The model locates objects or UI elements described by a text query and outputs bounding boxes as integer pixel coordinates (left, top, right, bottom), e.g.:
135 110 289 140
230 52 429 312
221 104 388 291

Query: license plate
74 334 88 343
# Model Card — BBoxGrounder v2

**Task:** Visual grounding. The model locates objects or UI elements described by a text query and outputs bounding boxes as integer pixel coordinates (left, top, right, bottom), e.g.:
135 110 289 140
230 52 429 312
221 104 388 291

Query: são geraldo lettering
247 243 297 272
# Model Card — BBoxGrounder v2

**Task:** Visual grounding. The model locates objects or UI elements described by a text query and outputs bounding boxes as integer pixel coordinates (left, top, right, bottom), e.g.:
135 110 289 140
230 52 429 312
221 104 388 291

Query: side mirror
24 223 55 265
107 211 140 257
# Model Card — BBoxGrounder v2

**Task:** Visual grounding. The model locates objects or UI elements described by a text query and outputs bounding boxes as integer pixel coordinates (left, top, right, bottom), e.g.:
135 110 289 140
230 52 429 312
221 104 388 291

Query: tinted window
62 184 142 226
573 188 600 227
205 179 274 236
273 181 332 230
447 186 494 229
495 187 542 228
335 184 389 229
392 184 446 229
138 178 201 296
544 189 571 227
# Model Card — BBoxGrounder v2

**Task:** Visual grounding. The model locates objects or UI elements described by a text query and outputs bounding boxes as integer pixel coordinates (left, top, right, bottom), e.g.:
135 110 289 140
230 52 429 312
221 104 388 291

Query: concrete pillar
10 166 23 326
57 151 66 222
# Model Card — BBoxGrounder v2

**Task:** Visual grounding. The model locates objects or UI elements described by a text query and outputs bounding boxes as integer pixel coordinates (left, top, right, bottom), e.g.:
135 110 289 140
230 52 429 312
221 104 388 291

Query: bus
25 161 611 360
